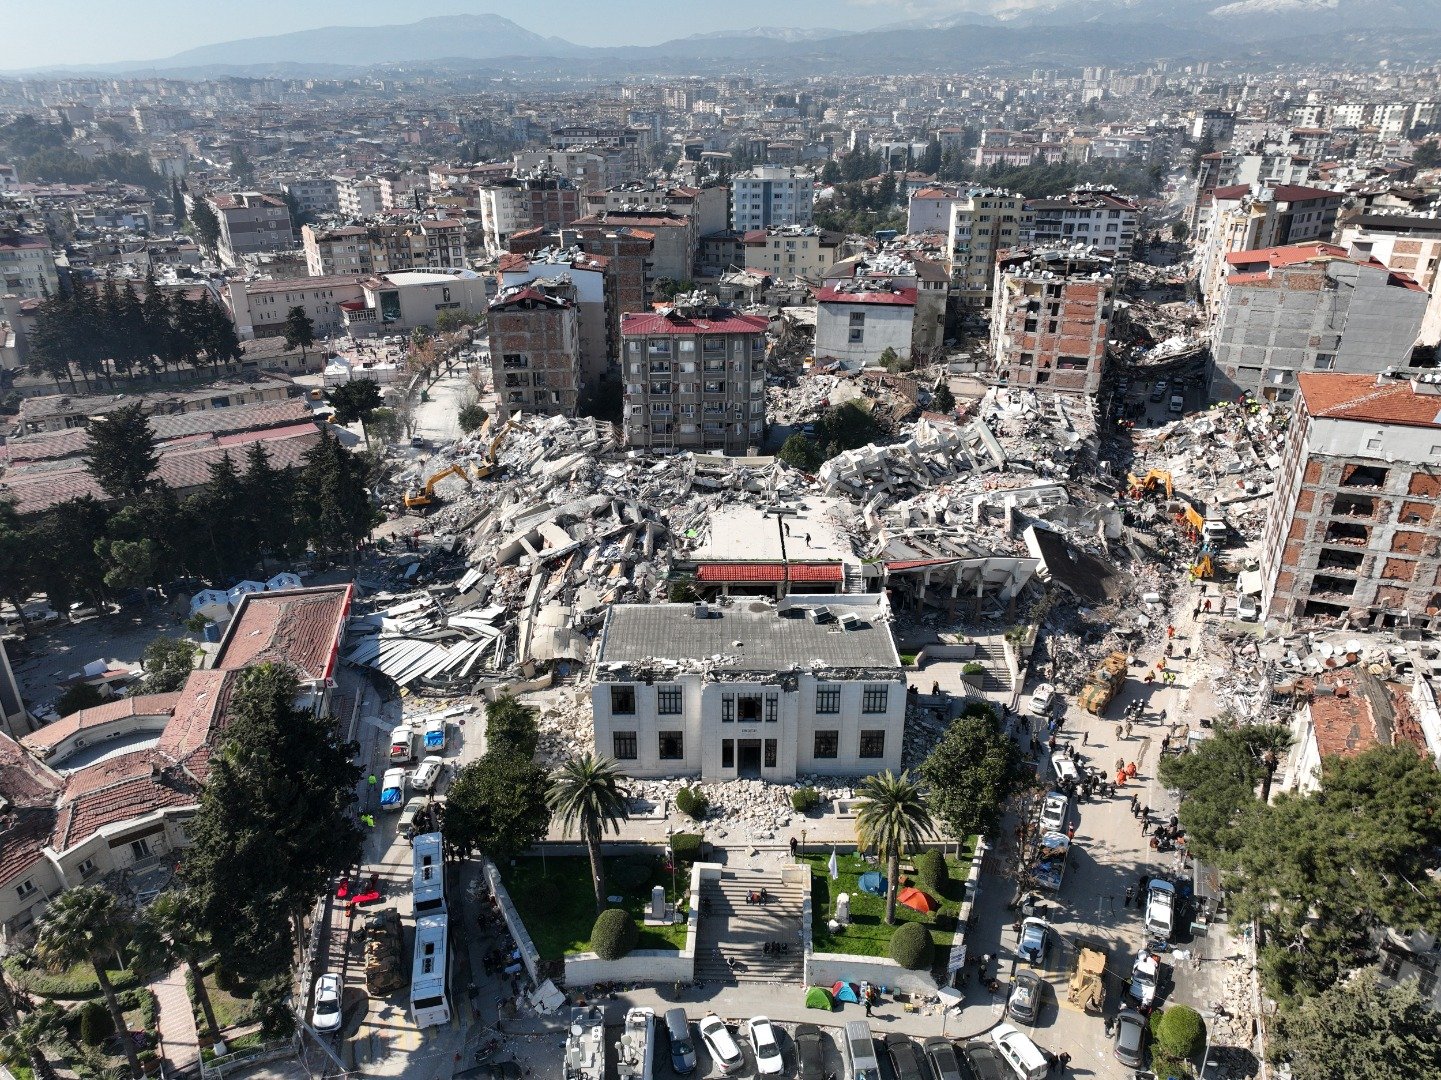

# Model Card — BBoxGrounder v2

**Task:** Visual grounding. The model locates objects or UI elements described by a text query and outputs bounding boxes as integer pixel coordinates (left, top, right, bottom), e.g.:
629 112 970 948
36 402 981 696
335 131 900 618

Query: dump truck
1078 652 1128 715
363 909 407 995
403 463 472 512
1031 831 1070 892
1067 946 1107 1014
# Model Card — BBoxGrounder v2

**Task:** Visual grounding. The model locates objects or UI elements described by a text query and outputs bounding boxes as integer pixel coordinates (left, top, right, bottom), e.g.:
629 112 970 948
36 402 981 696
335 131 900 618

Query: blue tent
858 871 887 896
831 981 860 1004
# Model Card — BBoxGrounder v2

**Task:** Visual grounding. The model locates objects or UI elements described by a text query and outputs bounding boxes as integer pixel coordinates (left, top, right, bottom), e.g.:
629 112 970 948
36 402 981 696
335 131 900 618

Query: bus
410 913 451 1029
412 832 446 917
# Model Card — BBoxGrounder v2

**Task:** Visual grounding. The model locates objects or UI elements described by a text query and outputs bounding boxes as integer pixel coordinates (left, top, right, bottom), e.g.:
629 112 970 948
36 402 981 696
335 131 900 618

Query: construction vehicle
1067 946 1107 1014
1190 554 1214 580
472 417 522 481
1126 469 1173 499
1078 652 1128 715
403 463 472 511
363 909 406 995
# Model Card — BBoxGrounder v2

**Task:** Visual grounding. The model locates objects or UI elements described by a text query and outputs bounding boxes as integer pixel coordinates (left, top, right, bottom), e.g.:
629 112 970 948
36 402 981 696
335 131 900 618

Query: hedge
888 922 934 970
916 849 948 895
610 855 654 891
790 787 821 813
4 956 146 999
674 786 708 821
590 909 638 961
671 833 702 862
79 1000 112 1046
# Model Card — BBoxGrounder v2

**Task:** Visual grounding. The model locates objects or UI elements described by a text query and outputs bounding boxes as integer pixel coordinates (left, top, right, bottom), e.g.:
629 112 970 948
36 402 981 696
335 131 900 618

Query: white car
699 1014 744 1074
1237 594 1260 621
1129 952 1159 1007
380 767 407 811
312 973 342 1032
411 756 445 793
747 1016 784 1076
1039 791 1068 833
1145 879 1177 941
1028 684 1057 716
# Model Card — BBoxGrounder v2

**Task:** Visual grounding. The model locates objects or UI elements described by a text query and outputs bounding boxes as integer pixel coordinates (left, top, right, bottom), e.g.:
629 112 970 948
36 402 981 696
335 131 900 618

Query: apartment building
1192 108 1237 144
207 192 296 268
730 166 814 232
815 282 917 369
376 170 430 211
283 177 340 217
1022 188 1139 272
821 250 949 360
906 187 964 234
228 269 486 340
478 181 528 258
571 209 695 285
584 183 728 237
741 225 841 281
1196 184 1345 312
619 302 768 455
1339 211 1441 346
1210 244 1427 404
949 189 1028 309
487 283 581 420
1258 371 1441 627
513 148 637 193
991 248 1115 395
0 230 59 299
499 247 613 382
511 223 654 316
589 595 905 782
336 176 384 218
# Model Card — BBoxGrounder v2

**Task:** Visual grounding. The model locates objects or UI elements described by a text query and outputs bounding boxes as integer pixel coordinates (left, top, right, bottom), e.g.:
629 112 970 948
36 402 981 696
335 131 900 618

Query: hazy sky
0 0 1005 67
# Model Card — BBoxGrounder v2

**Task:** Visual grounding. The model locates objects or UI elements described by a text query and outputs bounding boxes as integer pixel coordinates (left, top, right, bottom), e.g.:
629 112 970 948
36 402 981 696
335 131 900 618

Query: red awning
694 563 843 584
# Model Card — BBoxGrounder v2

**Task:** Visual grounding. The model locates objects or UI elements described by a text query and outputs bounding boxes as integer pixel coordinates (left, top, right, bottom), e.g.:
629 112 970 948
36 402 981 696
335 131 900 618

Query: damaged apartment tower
488 281 582 419
991 246 1116 395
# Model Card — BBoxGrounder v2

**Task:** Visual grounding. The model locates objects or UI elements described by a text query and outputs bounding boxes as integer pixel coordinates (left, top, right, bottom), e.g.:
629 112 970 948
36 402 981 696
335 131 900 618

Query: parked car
699 1014 744 1074
794 1023 826 1080
748 1016 785 1076
665 1008 697 1076
989 1025 1049 1080
961 1041 1010 1080
1114 1008 1147 1068
1039 791 1068 833
1018 918 1050 966
422 717 447 752
1168 392 1186 415
411 756 446 793
1128 952 1159 1007
380 767 407 811
921 1036 968 1080
1150 379 1168 402
397 797 427 839
1007 971 1045 1024
1237 593 1260 621
1028 683 1057 716
312 973 342 1032
1144 879 1177 942
885 1033 927 1080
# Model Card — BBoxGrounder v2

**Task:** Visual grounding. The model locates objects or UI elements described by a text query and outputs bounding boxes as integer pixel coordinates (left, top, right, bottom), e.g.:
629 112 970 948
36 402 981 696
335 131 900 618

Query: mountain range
9 1 1441 77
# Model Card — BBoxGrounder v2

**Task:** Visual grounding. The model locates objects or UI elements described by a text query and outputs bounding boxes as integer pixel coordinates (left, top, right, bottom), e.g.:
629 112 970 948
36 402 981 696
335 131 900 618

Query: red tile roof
694 563 843 584
21 693 181 757
1270 184 1340 202
620 312 769 337
1225 242 1349 268
1297 373 1441 429
51 749 200 853
816 286 917 306
213 585 353 681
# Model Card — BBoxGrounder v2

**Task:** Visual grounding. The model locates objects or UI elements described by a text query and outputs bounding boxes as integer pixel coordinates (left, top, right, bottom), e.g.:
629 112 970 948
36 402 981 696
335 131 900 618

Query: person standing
1081 730 1088 746
1057 1052 1071 1074
1124 885 1135 907
1124 720 1133 739
790 836 799 858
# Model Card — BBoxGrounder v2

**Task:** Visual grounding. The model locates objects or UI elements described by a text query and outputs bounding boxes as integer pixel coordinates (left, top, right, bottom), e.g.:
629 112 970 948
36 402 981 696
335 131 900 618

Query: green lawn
195 972 255 1031
804 846 976 959
502 854 690 961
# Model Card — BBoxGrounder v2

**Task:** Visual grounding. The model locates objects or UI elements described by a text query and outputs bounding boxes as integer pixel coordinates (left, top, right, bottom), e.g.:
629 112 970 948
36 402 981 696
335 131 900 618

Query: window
722 694 735 721
15 880 36 899
658 731 684 760
848 328 864 344
859 730 886 758
1379 951 1404 978
814 730 839 758
721 739 734 769
738 694 762 722
613 732 638 760
765 694 778 722
78 857 97 878
1314 353 1336 369
815 685 840 714
657 685 682 715
862 685 890 714
849 311 866 326
610 686 636 715
130 838 151 861
764 740 777 768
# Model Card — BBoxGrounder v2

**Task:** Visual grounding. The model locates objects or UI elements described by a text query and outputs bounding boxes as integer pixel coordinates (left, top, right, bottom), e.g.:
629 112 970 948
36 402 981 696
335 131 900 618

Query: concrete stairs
693 868 805 985
842 564 868 595
971 641 1014 692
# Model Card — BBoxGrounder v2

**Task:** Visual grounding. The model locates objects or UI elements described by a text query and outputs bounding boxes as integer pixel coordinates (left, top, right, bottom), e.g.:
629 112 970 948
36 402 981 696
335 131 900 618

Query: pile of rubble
818 416 1007 501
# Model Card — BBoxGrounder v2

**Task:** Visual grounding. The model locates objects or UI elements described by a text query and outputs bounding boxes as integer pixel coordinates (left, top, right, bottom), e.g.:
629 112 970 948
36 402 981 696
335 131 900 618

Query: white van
990 1024 1049 1080
844 1021 881 1080
389 723 415 763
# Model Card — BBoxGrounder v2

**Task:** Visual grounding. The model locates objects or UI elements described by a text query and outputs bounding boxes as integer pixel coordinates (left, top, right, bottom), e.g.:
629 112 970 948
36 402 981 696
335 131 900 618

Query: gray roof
597 602 899 672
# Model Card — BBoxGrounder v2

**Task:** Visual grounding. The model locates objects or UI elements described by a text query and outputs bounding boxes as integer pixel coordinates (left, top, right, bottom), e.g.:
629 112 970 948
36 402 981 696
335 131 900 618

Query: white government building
590 594 906 782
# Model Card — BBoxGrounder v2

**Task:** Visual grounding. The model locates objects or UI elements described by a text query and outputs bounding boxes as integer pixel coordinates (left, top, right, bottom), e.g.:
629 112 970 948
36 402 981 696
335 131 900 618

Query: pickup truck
421 717 447 753
1145 879 1177 942
388 723 416 764
379 767 407 811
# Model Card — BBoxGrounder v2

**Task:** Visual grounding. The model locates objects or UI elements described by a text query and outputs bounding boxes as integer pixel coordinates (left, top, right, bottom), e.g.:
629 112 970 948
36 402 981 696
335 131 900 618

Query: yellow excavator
1127 468 1173 499
1190 554 1214 580
473 417 523 481
403 463 472 511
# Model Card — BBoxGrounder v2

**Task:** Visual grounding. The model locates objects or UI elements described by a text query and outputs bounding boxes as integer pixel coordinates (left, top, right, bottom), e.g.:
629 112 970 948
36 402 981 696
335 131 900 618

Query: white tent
266 572 303 592
189 589 230 623
227 580 267 606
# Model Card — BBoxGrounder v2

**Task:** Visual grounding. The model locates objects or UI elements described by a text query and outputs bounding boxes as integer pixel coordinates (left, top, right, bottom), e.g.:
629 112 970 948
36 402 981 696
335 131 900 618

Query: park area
502 852 690 960
803 845 976 958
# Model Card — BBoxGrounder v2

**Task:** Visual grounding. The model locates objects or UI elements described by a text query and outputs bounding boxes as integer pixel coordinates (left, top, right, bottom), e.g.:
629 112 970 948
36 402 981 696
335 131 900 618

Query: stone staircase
842 563 868 595
693 868 805 985
971 641 1014 692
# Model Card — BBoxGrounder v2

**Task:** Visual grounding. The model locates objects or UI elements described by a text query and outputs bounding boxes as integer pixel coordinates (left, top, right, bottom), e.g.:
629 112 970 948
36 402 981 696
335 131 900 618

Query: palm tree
546 754 631 913
855 770 935 925
1244 723 1295 804
133 889 224 1048
36 887 141 1079
0 1001 67 1080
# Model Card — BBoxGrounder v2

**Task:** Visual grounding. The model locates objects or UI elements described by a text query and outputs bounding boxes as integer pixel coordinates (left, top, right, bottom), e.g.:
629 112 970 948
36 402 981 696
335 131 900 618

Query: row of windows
613 730 685 760
610 683 889 717
619 732 883 769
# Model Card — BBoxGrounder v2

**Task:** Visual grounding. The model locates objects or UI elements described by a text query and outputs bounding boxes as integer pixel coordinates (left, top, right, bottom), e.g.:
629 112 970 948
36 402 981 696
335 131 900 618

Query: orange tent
896 887 935 913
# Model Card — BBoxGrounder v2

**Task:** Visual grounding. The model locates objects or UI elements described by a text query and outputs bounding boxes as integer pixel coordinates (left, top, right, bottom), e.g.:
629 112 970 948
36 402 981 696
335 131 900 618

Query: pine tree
242 443 297 568
172 178 187 227
296 427 379 568
83 403 158 500
190 197 221 253
139 269 170 373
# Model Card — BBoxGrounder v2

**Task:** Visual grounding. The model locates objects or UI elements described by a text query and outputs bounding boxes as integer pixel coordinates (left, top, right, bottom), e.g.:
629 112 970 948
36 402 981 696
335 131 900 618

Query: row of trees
0 407 379 620
26 273 241 391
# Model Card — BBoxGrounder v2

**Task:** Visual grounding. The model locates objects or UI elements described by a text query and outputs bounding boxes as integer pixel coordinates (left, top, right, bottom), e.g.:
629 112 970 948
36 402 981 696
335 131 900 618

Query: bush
610 855 653 892
916 849 948 895
6 955 145 999
79 1000 113 1046
790 787 821 813
671 833 702 862
674 786 708 821
888 922 934 970
590 909 638 961
1156 1004 1206 1058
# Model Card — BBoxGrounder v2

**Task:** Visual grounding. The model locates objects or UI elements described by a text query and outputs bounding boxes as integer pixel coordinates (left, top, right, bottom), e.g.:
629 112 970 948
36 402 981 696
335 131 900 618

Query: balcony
648 362 672 375
1324 521 1370 546
648 383 673 396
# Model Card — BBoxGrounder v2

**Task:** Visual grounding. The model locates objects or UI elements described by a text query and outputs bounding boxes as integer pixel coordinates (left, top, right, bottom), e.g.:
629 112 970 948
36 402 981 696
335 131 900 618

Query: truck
1031 831 1070 892
1078 652 1128 715
389 723 416 764
363 909 407 995
1067 946 1107 1015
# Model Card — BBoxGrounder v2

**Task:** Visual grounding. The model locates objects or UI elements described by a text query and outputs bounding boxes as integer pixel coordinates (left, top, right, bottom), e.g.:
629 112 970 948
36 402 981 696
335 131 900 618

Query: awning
695 562 843 584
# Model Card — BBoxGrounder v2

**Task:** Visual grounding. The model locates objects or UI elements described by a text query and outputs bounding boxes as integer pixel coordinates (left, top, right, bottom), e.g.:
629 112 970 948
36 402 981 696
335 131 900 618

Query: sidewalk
152 964 200 1074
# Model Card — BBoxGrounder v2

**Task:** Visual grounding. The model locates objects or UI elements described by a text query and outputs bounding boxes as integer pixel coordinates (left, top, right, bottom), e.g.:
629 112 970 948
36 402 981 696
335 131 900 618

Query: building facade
620 304 767 454
991 248 1115 395
1021 188 1139 273
814 283 916 369
208 192 296 268
590 596 905 782
949 189 1027 309
741 226 841 281
0 231 59 299
730 167 814 232
1258 372 1441 627
487 283 581 419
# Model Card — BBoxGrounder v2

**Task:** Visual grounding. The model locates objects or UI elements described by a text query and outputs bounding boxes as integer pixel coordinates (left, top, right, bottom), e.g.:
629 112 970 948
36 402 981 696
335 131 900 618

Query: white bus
412 832 446 917
410 913 451 1029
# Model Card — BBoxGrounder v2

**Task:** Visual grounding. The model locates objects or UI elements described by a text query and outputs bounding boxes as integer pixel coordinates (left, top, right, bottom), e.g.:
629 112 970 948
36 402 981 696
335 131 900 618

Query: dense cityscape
2 6 1441 1080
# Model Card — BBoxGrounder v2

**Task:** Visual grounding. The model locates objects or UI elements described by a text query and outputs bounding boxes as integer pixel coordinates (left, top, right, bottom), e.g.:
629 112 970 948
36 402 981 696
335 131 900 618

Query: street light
668 823 676 898
801 828 807 862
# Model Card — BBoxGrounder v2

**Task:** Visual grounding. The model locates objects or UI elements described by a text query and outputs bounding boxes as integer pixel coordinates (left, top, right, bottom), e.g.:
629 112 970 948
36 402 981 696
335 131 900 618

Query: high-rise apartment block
1021 188 1139 273
206 192 296 268
487 283 581 420
991 248 1116 395
620 303 768 455
730 167 814 232
1258 372 1441 627
948 189 1027 309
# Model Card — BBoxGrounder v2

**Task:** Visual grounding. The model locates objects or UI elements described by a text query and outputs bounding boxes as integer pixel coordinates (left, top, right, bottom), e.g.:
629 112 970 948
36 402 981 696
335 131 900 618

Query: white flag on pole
828 847 839 880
